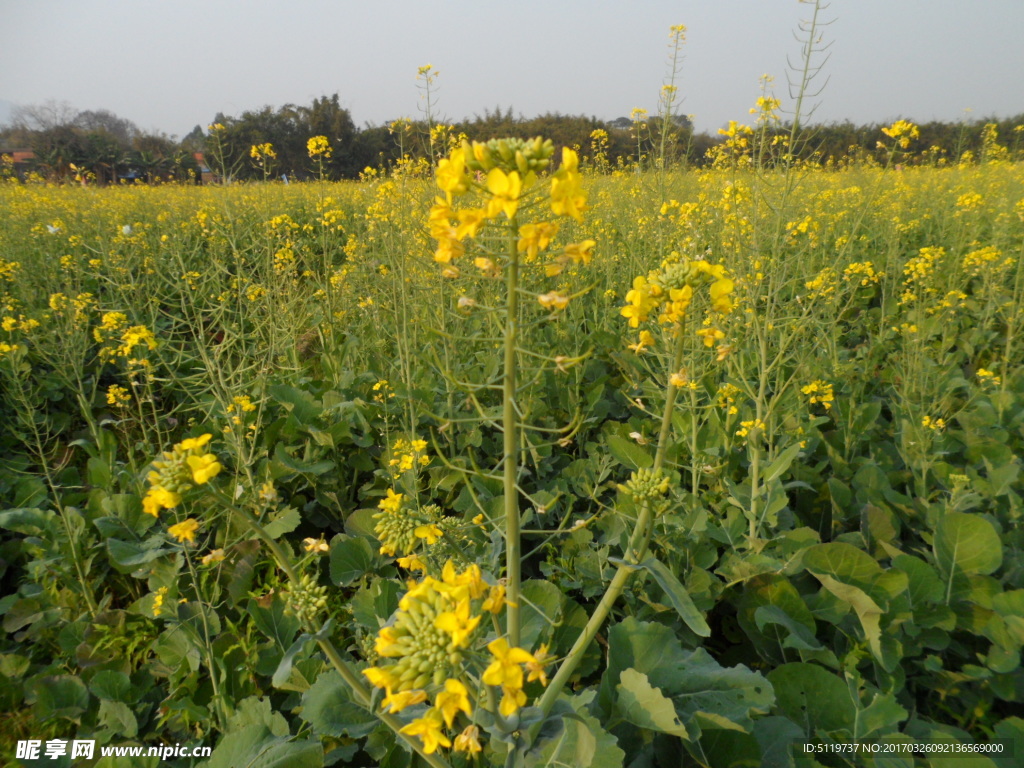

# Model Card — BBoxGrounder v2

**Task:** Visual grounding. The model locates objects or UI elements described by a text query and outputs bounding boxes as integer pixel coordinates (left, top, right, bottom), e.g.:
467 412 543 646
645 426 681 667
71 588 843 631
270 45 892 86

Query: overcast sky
2 0 1022 139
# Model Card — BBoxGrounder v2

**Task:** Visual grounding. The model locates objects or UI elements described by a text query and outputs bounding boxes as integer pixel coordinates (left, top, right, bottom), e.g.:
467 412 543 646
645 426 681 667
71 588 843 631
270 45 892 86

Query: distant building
193 152 215 184
0 146 35 179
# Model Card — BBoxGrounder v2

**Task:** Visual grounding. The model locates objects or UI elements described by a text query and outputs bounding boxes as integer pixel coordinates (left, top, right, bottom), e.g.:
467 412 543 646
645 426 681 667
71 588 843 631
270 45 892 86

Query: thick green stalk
503 217 522 648
537 326 687 716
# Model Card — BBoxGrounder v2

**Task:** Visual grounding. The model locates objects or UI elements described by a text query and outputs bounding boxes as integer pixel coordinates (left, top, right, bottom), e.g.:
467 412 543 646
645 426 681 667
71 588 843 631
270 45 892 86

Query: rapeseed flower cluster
621 253 734 351
801 380 834 411
843 261 880 286
881 120 920 149
428 137 594 308
143 434 222 517
362 560 548 755
93 311 158 361
388 437 431 474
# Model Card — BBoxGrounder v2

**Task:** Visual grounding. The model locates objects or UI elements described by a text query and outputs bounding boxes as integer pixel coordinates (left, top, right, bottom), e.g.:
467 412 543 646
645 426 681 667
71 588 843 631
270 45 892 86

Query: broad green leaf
856 691 908 739
106 536 173 572
227 696 289 737
754 605 823 651
934 512 1002 577
804 542 907 609
668 647 774 735
203 725 323 768
350 578 401 629
329 534 376 586
892 554 944 608
763 442 802 484
803 542 882 589
602 618 773 736
769 662 855 737
518 579 564 652
524 696 625 768
89 669 132 702
752 716 812 768
615 668 690 738
606 434 653 469
0 507 56 536
737 575 817 664
716 552 785 587
638 556 711 637
248 597 301 649
272 634 313 690
98 698 138 737
300 669 377 739
599 617 692 712
814 573 889 667
272 443 335 476
268 383 323 425
262 506 301 539
28 674 90 722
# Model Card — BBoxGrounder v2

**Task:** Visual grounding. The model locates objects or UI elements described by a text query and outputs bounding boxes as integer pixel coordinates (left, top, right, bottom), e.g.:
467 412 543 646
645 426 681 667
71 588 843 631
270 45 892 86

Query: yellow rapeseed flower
435 678 472 727
187 453 222 484
485 168 522 219
399 709 450 754
168 518 199 544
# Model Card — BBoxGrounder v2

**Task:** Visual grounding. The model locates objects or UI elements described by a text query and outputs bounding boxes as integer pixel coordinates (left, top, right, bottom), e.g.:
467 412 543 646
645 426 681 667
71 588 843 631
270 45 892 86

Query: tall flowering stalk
537 253 734 716
429 137 589 650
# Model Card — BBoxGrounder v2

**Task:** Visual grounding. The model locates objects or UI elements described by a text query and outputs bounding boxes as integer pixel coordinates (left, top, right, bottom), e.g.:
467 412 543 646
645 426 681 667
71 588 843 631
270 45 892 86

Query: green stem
503 216 522 648
537 325 687 716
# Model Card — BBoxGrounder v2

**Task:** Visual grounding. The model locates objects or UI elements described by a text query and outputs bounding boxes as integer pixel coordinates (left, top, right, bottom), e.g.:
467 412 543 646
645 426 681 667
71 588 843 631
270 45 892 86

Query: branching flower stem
536 324 687 716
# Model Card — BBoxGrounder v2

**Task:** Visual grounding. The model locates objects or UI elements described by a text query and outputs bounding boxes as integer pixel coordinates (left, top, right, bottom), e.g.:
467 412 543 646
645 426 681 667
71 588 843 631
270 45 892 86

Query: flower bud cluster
372 490 444 557
283 572 329 622
463 136 556 175
618 467 672 503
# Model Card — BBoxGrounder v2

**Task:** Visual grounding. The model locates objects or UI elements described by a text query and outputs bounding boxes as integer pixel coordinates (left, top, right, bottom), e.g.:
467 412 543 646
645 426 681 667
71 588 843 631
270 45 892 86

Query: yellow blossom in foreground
187 453 222 484
454 724 482 755
435 678 472 727
538 291 570 311
153 586 169 617
436 148 469 199
482 637 537 690
168 518 199 544
434 600 482 649
485 167 522 219
399 709 451 754
396 553 427 572
382 688 427 714
628 330 655 353
414 523 443 545
550 148 586 221
201 549 226 565
303 537 329 554
143 486 181 517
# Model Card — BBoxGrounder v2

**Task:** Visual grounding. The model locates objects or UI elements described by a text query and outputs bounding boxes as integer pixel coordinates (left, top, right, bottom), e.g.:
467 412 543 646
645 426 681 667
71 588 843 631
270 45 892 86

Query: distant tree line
2 95 1022 183
0 100 197 183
